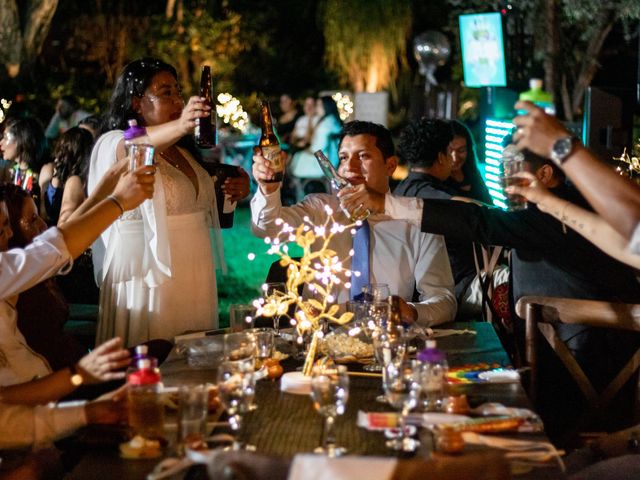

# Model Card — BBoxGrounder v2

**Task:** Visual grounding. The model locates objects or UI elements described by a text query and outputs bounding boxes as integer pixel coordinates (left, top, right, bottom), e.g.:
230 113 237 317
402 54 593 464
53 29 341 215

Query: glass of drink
500 145 530 211
363 283 391 302
176 384 209 454
223 332 256 369
310 365 350 457
314 149 369 221
383 360 422 452
248 327 274 369
262 282 287 335
217 359 256 450
129 143 155 170
229 304 256 331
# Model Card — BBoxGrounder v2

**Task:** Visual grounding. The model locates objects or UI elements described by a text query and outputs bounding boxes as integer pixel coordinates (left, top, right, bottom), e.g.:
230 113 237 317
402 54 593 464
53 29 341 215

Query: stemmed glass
217 359 256 451
373 324 406 402
383 360 422 452
262 282 287 335
362 301 392 372
310 365 350 457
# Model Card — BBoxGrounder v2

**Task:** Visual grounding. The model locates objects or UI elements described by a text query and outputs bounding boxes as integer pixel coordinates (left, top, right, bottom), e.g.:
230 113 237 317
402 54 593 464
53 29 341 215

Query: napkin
289 454 397 480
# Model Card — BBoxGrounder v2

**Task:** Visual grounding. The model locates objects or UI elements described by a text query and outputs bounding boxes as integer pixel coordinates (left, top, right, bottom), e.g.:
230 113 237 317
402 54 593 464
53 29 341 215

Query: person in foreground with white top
0 159 154 451
251 120 456 326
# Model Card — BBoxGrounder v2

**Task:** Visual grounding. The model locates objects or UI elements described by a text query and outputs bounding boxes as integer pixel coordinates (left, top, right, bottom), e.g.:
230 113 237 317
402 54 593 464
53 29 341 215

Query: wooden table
68 322 565 479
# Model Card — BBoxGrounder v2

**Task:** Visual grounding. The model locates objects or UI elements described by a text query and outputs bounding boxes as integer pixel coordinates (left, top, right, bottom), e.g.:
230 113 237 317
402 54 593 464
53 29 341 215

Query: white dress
89 131 221 346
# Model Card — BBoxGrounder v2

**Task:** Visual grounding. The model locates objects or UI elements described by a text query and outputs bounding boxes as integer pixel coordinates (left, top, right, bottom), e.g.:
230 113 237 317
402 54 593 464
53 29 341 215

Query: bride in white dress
89 58 249 346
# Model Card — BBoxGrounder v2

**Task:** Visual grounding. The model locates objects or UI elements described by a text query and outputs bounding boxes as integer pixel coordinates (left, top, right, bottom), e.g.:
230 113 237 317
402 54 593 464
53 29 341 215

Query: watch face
552 137 573 163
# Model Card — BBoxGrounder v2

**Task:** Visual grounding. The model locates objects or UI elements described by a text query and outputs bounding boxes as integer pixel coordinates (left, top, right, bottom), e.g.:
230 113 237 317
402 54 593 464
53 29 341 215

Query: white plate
478 369 521 383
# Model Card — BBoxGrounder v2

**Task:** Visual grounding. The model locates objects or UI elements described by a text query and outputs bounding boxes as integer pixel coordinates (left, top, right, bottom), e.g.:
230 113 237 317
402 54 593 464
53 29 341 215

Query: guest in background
0 117 47 199
289 95 342 183
77 114 103 139
44 95 90 142
444 120 492 204
38 127 94 226
291 96 319 151
277 94 301 145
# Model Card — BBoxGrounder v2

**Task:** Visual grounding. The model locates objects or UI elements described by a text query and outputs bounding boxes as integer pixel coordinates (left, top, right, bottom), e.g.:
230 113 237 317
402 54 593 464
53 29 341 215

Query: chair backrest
515 295 640 418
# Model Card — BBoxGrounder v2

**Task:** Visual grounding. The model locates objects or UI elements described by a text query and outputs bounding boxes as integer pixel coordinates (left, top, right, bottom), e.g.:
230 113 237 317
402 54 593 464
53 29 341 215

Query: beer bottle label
262 145 283 172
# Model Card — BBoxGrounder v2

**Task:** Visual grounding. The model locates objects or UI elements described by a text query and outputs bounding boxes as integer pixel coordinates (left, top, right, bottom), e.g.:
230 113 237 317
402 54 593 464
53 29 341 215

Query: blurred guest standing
44 95 90 142
276 94 301 145
89 58 249 346
291 96 319 152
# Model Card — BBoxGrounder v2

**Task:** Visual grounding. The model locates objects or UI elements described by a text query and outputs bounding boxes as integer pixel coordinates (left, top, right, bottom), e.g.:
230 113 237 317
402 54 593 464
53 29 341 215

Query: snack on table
321 333 374 361
119 435 162 459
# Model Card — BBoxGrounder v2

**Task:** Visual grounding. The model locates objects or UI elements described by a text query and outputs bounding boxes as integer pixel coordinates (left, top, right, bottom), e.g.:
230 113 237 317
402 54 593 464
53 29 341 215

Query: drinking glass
313 150 369 221
373 324 406 402
129 143 155 170
224 332 256 368
363 283 391 302
248 327 274 369
383 360 422 452
229 304 256 331
217 359 256 450
362 301 390 372
310 365 350 457
176 384 209 455
500 144 530 211
262 282 287 335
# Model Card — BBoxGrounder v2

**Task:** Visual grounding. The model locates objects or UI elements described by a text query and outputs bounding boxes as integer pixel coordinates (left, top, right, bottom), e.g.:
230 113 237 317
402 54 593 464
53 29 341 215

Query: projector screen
459 12 507 88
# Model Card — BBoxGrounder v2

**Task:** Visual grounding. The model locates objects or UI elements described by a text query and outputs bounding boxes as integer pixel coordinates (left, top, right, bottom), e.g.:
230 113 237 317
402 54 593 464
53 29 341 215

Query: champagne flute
217 359 256 451
262 282 287 335
310 365 350 457
383 360 422 452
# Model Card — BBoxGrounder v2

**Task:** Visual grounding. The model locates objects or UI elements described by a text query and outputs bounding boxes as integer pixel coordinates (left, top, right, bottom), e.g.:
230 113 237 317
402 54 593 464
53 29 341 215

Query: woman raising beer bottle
89 57 250 346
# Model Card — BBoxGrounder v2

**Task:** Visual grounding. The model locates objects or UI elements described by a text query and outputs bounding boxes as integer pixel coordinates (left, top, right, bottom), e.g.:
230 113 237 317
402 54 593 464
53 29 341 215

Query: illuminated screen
459 12 507 88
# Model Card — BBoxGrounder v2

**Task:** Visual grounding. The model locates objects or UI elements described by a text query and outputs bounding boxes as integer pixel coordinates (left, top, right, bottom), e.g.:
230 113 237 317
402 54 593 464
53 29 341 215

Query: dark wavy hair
319 96 342 125
398 118 453 168
5 117 47 171
0 183 31 248
52 127 94 185
339 121 395 159
103 57 178 132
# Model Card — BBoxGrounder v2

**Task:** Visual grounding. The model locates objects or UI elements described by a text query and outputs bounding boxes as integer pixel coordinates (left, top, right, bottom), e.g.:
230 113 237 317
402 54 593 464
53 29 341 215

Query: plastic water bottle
127 357 165 440
519 78 555 115
418 340 448 411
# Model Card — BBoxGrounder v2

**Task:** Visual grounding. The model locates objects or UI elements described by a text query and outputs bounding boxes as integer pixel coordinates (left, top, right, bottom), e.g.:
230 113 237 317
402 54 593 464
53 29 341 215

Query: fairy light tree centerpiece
253 206 361 389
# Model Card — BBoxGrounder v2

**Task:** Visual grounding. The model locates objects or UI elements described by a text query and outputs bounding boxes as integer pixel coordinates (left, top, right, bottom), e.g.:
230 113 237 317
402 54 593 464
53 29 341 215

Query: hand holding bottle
252 147 287 195
178 96 212 137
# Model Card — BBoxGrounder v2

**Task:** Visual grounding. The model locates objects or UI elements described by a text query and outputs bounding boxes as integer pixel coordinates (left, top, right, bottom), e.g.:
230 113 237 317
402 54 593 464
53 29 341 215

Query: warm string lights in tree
0 99 12 124
250 206 361 375
216 93 249 132
332 92 354 122
614 145 640 181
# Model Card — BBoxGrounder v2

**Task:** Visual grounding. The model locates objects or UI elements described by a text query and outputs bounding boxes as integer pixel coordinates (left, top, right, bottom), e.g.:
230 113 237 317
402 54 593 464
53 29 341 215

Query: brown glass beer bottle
259 100 284 183
195 65 216 148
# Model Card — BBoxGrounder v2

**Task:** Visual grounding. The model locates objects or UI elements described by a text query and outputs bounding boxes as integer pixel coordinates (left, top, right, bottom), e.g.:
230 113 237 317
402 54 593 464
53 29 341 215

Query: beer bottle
259 100 284 183
195 65 216 148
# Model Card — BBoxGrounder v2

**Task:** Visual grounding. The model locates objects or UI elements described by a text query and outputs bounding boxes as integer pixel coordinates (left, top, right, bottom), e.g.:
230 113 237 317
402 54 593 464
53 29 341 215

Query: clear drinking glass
217 359 256 450
223 332 256 369
500 144 531 211
314 150 369 221
229 304 256 331
176 384 209 455
362 301 391 372
310 365 350 457
363 283 391 302
383 360 423 452
248 327 274 369
262 282 287 335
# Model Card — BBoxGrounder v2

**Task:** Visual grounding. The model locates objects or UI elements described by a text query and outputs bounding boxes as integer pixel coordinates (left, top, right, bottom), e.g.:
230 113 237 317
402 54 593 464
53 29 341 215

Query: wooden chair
515 296 640 417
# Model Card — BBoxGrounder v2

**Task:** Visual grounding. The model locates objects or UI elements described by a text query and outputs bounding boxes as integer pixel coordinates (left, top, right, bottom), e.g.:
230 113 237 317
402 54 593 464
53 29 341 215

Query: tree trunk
543 0 561 116
570 10 617 118
0 0 58 78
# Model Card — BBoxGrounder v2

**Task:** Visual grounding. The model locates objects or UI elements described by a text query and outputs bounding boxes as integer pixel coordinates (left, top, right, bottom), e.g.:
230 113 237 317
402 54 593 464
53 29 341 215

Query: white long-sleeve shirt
0 228 87 449
251 189 456 326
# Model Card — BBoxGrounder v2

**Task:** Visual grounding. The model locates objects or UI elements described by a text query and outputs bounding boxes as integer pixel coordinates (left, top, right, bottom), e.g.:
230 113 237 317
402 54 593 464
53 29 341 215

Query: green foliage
323 0 412 92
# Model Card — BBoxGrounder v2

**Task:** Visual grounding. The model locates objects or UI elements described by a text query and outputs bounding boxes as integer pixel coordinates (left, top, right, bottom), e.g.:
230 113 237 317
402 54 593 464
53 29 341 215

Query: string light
216 93 249 132
332 92 354 121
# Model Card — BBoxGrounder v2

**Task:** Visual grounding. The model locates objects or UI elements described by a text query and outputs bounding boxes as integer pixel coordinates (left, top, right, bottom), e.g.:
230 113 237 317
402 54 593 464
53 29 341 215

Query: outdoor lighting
216 93 249 132
483 118 514 209
0 99 12 124
332 92 354 121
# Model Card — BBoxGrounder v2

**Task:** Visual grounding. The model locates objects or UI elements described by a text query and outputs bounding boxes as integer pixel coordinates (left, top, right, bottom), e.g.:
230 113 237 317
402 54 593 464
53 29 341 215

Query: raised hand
512 101 571 159
110 164 156 211
252 147 286 194
179 96 212 136
76 337 131 385
337 183 385 216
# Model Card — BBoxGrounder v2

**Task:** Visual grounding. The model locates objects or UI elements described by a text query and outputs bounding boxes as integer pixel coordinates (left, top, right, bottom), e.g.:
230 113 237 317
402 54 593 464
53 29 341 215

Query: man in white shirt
251 120 456 326
0 162 154 449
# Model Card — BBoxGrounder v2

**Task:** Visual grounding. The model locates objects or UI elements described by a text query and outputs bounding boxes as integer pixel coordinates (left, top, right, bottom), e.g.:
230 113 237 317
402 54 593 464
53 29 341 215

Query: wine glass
373 324 406 402
362 301 391 372
262 282 287 335
217 359 256 451
248 327 274 369
383 360 422 452
310 365 350 457
363 283 391 302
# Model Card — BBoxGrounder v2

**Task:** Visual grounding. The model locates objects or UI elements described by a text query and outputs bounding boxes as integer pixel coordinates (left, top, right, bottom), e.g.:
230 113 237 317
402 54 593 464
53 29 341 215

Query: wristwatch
550 136 575 166
69 364 84 387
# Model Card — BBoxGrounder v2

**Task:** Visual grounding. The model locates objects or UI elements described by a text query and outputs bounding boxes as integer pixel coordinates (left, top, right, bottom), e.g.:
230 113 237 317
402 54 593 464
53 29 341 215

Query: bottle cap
128 357 161 385
529 78 543 90
134 345 148 356
418 344 445 363
124 119 147 140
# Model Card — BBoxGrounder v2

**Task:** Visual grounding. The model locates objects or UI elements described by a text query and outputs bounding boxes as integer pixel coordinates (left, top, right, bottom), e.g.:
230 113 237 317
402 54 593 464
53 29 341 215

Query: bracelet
560 201 571 234
107 195 125 215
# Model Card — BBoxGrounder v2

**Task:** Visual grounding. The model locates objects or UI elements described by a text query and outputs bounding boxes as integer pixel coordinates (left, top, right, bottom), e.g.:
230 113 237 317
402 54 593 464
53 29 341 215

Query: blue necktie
350 219 370 300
